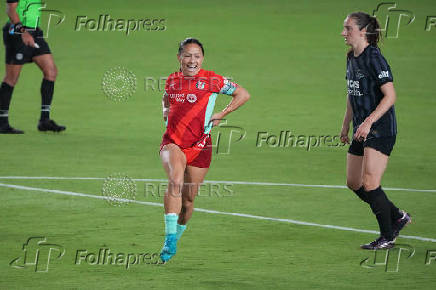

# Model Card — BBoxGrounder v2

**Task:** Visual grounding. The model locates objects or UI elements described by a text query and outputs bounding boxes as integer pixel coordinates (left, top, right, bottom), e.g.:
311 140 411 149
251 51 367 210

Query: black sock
40 79 54 121
353 186 369 203
0 82 14 125
366 186 394 240
388 199 403 221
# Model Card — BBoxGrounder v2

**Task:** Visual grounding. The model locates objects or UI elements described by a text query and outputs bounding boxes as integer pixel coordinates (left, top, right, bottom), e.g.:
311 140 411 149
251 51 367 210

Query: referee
0 0 65 134
340 12 411 250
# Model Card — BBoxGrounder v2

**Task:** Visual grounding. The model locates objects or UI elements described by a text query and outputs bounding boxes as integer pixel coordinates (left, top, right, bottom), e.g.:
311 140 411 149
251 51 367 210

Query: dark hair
348 12 382 47
178 38 204 55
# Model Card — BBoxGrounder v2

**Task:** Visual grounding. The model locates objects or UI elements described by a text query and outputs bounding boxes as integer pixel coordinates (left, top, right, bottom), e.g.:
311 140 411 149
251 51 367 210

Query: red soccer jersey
161 69 237 149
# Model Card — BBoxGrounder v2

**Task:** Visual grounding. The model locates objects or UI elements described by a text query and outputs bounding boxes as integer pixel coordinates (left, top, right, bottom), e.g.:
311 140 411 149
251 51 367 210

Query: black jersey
346 45 397 137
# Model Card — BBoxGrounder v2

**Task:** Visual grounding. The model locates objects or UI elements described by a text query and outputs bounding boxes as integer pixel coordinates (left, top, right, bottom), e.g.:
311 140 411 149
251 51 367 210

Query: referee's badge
16 53 23 61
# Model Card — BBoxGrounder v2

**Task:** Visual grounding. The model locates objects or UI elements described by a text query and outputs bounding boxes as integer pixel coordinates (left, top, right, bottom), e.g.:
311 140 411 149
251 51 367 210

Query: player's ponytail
365 16 381 47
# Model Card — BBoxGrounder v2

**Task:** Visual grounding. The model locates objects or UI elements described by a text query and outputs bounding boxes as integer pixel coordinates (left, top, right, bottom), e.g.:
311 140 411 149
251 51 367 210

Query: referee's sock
366 186 394 240
40 79 54 121
353 186 369 203
0 82 14 126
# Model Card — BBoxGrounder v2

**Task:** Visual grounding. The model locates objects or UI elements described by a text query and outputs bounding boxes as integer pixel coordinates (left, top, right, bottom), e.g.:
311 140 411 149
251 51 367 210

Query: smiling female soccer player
340 12 411 250
159 38 250 262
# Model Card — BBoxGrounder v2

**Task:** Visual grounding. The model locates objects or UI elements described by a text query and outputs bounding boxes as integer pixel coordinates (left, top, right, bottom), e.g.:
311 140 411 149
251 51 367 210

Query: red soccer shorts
160 134 212 168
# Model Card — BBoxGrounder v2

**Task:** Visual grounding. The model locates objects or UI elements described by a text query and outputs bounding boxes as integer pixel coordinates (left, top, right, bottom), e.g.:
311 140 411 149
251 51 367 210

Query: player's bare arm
341 97 353 144
162 92 170 121
354 82 396 140
210 86 250 127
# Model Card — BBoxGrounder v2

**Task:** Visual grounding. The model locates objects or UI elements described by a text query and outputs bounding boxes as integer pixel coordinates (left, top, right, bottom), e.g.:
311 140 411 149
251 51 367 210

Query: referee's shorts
2 23 51 65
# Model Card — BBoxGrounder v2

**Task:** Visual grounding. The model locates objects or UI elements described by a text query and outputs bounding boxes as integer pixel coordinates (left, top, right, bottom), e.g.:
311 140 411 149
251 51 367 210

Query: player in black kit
340 12 411 249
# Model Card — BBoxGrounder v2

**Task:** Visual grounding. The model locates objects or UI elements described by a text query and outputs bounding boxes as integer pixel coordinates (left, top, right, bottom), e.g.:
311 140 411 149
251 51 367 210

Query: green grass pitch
1 0 436 289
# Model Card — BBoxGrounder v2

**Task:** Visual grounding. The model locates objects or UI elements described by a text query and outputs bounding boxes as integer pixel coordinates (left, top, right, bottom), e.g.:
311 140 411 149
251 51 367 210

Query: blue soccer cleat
160 233 177 263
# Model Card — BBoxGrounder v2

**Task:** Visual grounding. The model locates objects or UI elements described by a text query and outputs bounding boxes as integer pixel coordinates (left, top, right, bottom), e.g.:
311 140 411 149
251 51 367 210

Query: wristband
9 22 25 35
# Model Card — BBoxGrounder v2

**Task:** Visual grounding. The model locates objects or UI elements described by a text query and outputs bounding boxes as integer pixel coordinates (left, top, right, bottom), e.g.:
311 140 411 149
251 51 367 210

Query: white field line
1 182 435 243
0 176 435 193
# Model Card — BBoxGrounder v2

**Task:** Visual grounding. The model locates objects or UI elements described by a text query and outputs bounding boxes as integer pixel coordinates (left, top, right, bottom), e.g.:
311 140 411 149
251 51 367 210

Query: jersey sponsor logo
347 79 360 89
169 93 185 103
347 79 363 96
378 71 389 79
186 94 197 103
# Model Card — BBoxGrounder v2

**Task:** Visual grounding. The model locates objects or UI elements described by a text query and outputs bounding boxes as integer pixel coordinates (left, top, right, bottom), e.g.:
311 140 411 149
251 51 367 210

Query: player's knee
3 75 19 86
362 176 379 191
346 179 362 191
168 175 184 192
43 66 57 81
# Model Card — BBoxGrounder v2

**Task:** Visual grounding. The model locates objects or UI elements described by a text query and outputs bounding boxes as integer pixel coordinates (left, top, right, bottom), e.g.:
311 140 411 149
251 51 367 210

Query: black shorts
2 23 51 65
348 136 396 156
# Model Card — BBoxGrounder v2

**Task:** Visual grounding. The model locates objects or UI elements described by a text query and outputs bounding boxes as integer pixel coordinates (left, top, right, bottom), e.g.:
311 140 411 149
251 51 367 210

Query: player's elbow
243 91 250 103
391 93 397 104
238 87 250 102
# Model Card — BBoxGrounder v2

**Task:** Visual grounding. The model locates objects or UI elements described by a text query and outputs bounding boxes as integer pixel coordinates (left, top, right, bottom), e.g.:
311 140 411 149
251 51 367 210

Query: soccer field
1 0 436 289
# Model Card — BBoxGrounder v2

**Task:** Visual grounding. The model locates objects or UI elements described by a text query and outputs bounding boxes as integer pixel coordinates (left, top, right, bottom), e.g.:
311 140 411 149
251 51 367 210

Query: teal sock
164 213 178 235
176 224 187 241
